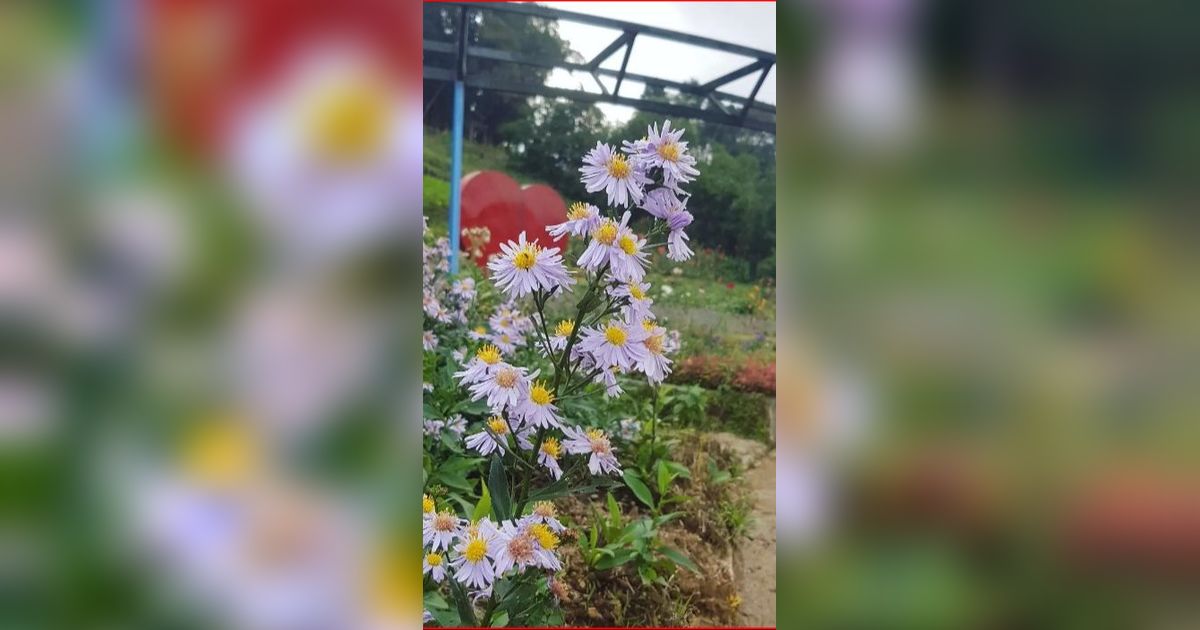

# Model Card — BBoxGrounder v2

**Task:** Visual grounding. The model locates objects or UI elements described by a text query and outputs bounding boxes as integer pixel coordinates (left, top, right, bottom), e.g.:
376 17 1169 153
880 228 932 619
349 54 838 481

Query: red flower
726 282 734 290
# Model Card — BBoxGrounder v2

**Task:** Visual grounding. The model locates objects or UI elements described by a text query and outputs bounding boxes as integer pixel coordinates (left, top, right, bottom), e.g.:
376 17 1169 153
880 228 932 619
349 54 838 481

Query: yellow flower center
540 437 561 459
487 416 509 435
464 537 488 563
425 552 443 567
604 324 627 346
496 368 518 388
606 154 631 179
512 243 540 270
476 345 502 364
593 221 618 245
423 494 435 514
642 319 655 331
568 202 590 220
646 334 664 355
528 523 560 551
585 428 611 455
530 382 554 406
628 283 645 300
303 76 389 163
183 417 258 486
618 234 638 256
533 501 557 518
657 142 680 162
474 326 487 335
554 320 575 337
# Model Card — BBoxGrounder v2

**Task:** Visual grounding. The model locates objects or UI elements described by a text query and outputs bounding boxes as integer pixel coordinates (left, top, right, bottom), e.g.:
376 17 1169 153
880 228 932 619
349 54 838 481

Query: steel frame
424 2 777 134
426 2 775 271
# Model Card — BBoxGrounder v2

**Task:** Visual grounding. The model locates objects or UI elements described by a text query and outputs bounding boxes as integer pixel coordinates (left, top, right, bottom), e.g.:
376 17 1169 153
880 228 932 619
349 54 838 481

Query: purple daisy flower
488 231 574 299
640 187 695 262
624 119 700 191
580 142 648 208
576 316 650 371
547 202 602 240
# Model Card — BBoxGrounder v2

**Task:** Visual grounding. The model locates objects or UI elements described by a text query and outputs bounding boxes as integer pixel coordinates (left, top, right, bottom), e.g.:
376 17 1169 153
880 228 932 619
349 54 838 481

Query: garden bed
551 431 765 626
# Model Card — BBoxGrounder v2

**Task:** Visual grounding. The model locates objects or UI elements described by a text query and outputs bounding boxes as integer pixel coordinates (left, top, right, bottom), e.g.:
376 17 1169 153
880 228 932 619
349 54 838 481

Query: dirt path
733 450 776 626
708 432 776 627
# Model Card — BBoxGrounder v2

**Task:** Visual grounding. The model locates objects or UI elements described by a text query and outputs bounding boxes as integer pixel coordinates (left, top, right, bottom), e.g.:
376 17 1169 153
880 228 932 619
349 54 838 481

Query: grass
423 128 517 180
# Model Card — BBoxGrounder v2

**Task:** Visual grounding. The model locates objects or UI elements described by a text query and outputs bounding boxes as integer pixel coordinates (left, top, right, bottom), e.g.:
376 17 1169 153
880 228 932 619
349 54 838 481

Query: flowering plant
423 120 698 626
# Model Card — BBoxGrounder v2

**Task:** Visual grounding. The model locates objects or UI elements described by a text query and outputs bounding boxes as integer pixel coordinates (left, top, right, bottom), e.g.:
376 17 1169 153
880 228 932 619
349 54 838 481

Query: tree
423 6 572 145
498 98 611 202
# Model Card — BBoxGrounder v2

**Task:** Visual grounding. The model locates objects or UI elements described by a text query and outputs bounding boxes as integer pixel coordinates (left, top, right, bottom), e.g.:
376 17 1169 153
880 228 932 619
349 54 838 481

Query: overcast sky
537 2 776 123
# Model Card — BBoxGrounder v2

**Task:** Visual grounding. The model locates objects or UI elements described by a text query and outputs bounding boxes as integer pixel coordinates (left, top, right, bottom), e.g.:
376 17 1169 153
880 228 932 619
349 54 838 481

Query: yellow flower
182 413 258 486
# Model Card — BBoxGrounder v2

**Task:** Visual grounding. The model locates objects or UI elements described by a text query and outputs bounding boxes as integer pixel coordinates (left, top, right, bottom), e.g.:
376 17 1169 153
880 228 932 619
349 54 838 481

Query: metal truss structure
424 2 776 271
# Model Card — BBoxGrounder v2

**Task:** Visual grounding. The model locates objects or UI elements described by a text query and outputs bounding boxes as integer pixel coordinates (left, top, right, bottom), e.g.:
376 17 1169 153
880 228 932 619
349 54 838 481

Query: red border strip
424 1 776 4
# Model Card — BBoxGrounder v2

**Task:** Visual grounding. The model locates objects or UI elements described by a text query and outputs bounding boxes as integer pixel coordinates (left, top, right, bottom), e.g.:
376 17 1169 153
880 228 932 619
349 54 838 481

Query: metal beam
451 1 773 61
613 32 635 96
425 42 775 115
448 6 468 274
741 64 772 125
700 58 772 93
438 72 775 134
588 31 634 69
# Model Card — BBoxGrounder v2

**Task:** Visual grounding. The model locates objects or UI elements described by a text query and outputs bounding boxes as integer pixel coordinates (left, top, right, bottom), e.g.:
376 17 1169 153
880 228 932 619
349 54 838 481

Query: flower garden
422 122 776 626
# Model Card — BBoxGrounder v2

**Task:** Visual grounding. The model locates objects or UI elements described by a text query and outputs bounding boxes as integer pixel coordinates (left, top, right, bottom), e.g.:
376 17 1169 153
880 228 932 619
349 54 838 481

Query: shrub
424 175 450 216
706 387 772 443
671 355 775 396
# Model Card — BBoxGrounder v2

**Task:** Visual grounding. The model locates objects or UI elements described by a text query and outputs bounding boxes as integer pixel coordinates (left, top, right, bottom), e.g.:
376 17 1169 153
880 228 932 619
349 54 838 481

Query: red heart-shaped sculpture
459 171 568 267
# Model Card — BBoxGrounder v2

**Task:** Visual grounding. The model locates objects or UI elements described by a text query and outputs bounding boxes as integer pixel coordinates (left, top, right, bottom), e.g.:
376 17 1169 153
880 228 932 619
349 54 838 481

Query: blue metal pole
448 80 465 274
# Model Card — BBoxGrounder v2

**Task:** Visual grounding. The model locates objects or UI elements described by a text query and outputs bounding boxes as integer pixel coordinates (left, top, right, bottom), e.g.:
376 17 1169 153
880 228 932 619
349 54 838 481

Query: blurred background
1 1 422 628
4 0 1200 627
777 0 1200 627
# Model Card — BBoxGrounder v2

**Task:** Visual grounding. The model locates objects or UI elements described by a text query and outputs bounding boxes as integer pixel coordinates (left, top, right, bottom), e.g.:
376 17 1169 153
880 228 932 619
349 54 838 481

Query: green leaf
450 579 478 625
623 470 655 509
490 610 510 627
638 564 659 585
665 460 692 479
594 548 637 570
653 512 685 526
488 456 512 521
656 460 673 496
472 483 492 523
659 545 700 573
606 491 622 530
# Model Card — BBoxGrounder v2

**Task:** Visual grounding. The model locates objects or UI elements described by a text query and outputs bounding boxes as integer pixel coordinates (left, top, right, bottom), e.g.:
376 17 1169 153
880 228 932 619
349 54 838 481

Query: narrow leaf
656 460 672 496
659 545 700 573
488 456 512 521
606 491 621 531
472 483 492 523
450 579 478 625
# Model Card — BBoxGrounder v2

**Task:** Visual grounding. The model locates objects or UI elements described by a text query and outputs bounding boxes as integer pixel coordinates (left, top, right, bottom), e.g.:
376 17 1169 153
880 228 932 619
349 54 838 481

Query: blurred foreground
777 0 1200 627
2 2 423 627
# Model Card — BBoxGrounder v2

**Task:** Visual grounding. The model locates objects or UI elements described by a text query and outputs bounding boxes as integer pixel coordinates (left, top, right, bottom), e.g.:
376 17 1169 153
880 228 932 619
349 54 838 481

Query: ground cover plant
422 121 719 626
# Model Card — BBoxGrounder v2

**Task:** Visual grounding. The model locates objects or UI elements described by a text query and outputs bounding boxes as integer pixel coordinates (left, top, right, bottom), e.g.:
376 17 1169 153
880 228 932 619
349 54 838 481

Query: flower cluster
423 496 566 596
423 218 475 328
425 121 698 625
575 120 697 262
